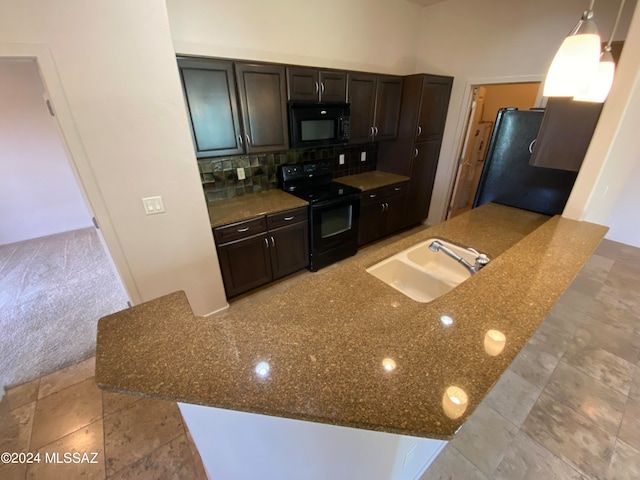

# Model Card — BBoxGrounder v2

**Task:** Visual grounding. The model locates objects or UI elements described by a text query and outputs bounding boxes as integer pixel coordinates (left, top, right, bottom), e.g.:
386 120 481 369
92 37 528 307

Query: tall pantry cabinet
378 74 453 227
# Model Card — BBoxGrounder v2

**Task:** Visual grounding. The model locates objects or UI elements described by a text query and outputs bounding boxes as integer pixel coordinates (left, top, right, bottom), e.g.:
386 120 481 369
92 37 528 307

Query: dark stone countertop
95 203 607 439
207 190 308 228
335 170 410 191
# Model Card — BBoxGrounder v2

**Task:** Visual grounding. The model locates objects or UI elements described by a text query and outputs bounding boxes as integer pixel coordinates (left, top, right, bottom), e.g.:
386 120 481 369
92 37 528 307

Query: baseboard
203 303 229 317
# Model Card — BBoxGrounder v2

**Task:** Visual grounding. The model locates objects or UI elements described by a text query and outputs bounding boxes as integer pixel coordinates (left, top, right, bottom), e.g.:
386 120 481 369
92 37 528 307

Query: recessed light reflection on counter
442 386 468 419
440 315 453 327
484 330 506 356
254 361 270 379
381 358 397 372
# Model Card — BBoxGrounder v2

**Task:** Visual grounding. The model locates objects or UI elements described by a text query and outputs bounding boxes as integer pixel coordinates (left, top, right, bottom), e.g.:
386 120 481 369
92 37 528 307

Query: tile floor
1 235 639 479
0 357 207 479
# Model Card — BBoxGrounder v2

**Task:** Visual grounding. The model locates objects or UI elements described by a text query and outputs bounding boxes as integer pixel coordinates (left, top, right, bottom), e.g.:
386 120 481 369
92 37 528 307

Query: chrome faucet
428 240 490 275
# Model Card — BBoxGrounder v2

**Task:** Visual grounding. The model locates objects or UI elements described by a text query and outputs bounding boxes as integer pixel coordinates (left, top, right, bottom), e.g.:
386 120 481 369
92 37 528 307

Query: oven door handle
311 193 361 208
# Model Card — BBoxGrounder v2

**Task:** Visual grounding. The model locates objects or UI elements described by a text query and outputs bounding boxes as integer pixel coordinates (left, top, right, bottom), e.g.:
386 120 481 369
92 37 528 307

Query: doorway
447 82 541 218
0 59 129 390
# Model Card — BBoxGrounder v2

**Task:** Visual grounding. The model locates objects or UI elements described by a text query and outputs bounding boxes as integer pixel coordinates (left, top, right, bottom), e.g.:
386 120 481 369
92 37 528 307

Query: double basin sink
366 238 488 303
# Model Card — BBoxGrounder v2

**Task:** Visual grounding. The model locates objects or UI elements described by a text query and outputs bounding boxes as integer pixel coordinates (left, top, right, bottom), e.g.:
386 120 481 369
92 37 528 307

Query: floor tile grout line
106 430 185 479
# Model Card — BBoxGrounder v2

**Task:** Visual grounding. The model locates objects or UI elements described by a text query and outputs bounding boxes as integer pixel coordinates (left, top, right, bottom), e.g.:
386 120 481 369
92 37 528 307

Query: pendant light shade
574 0 626 103
574 49 615 102
543 9 601 97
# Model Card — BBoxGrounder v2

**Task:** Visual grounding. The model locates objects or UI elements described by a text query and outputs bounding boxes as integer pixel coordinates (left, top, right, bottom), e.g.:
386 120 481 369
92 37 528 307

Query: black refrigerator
473 108 579 216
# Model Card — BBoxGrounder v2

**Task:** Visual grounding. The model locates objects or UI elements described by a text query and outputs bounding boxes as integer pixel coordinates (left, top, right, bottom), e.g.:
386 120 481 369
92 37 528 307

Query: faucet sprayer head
429 241 442 252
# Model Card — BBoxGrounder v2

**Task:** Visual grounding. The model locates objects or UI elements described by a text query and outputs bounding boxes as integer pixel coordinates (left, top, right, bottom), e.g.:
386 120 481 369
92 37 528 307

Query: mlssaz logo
44 452 99 464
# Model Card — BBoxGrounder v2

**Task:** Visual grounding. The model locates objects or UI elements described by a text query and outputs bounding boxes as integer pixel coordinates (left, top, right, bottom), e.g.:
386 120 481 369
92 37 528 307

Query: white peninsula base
178 403 446 480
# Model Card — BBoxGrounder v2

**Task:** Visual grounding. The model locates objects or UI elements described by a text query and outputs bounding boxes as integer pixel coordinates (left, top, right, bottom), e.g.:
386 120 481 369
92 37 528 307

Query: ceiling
403 0 447 7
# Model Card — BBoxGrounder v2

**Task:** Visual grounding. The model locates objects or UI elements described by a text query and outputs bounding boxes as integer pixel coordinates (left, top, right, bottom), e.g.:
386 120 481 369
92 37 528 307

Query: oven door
308 194 360 271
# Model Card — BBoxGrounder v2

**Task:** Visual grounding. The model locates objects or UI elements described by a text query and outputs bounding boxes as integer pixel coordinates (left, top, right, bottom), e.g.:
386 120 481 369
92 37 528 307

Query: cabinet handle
417 126 422 136
529 139 537 154
394 187 402 191
237 227 250 233
264 238 269 248
381 203 385 212
245 134 251 147
320 82 325 94
369 193 377 198
315 81 319 94
270 236 275 247
369 126 375 137
238 135 243 146
414 148 419 158
374 126 379 136
385 202 389 212
283 216 294 221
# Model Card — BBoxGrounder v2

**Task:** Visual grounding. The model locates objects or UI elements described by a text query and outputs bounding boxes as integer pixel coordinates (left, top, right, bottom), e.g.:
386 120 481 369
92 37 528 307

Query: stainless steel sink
366 238 482 303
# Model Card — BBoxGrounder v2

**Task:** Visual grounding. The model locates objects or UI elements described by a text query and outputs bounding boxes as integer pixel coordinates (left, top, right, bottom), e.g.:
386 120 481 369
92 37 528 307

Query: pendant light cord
589 0 595 11
606 0 626 51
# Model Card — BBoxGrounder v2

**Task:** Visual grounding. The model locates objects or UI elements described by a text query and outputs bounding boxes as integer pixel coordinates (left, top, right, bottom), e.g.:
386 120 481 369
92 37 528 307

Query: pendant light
574 0 626 102
543 1 601 97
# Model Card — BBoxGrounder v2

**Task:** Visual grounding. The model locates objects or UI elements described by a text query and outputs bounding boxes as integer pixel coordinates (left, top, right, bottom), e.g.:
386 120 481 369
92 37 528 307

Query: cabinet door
268 222 309 279
217 233 272 297
319 71 347 103
178 57 243 157
416 77 453 142
347 73 377 144
405 141 441 226
235 63 289 153
358 195 384 246
529 97 602 171
374 76 403 141
287 67 319 102
382 191 407 237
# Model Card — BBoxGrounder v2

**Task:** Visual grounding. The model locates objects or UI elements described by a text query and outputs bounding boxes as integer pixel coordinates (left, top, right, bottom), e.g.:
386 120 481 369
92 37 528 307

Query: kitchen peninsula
95 203 607 478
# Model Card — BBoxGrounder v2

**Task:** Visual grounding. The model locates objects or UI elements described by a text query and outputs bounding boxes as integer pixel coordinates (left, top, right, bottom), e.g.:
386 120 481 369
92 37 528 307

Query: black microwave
288 102 350 148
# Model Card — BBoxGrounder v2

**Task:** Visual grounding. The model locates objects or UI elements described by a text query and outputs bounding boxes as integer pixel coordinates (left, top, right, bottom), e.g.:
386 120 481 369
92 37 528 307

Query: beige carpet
0 227 129 389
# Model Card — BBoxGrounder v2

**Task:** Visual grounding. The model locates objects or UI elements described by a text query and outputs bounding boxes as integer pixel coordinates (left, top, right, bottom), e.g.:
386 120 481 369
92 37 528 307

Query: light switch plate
339 154 345 165
142 196 165 215
237 167 246 180
360 152 366 162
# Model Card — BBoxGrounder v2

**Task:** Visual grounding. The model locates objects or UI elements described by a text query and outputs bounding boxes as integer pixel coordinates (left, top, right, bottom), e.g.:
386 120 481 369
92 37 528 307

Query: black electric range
280 160 361 271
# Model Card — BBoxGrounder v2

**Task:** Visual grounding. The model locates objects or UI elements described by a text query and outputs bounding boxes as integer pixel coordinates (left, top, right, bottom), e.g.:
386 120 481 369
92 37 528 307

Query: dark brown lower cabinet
214 207 308 298
217 233 273 297
269 221 308 280
358 182 408 246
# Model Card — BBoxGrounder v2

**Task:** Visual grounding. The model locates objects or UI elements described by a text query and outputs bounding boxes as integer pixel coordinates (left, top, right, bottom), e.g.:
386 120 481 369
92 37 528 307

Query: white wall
166 0 422 73
0 1 227 315
564 3 640 248
414 0 637 225
179 402 446 480
606 159 640 248
0 60 91 245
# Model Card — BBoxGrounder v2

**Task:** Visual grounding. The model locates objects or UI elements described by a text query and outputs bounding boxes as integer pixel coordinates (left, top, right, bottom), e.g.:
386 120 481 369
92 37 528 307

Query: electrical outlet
237 167 246 180
142 196 165 215
360 151 366 162
339 154 345 165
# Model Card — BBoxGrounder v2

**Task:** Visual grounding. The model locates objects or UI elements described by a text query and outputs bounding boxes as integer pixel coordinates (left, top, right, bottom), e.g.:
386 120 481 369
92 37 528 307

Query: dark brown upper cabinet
177 57 243 158
287 67 347 103
416 78 453 142
348 73 403 144
529 97 602 172
235 63 289 154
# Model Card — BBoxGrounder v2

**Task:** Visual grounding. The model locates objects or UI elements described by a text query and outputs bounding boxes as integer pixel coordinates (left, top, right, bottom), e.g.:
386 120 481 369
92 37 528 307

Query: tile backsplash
199 143 378 202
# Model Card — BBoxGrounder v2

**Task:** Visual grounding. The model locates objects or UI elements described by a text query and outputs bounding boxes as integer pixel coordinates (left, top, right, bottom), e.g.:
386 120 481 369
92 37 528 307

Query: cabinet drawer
214 216 267 244
267 207 308 230
361 188 385 205
379 182 409 198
